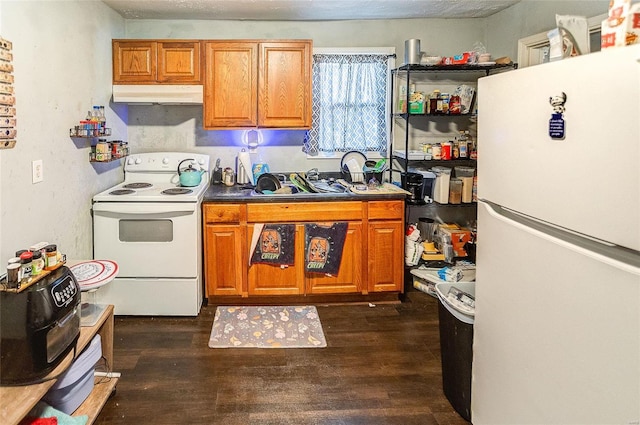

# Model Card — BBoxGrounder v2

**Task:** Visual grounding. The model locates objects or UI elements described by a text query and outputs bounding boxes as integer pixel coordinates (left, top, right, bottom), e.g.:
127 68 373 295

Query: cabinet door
258 41 312 128
247 224 305 295
157 41 201 83
367 221 404 292
203 41 258 128
306 222 363 294
112 41 157 83
204 224 246 297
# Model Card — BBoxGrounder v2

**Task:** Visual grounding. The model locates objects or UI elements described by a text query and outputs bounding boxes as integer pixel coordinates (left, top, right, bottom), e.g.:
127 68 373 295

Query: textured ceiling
102 0 522 20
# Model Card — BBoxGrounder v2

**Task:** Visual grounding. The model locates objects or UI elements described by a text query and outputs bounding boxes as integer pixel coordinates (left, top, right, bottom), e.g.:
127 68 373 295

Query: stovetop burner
162 188 193 195
110 189 135 195
123 182 153 189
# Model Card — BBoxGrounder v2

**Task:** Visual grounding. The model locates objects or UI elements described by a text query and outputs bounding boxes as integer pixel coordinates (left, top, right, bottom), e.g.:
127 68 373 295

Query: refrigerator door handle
480 200 640 276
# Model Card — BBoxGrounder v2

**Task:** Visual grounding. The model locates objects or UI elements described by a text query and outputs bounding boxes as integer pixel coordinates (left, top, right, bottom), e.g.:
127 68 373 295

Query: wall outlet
32 159 43 183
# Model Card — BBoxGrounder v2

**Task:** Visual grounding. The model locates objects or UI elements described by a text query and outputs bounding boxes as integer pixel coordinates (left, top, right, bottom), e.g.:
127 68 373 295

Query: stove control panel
124 152 211 173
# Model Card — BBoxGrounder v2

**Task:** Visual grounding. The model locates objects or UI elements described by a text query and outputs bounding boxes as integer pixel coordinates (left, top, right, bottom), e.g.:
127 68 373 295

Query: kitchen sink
251 179 350 196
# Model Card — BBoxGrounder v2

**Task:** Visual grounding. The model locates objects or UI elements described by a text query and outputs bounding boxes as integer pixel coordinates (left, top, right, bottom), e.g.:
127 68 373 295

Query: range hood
112 85 203 104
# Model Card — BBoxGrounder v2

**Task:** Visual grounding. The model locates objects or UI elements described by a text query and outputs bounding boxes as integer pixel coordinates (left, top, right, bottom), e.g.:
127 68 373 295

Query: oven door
92 202 201 278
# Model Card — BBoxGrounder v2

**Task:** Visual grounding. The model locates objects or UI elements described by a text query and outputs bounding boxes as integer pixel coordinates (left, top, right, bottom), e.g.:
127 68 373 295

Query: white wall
486 0 609 59
0 0 125 264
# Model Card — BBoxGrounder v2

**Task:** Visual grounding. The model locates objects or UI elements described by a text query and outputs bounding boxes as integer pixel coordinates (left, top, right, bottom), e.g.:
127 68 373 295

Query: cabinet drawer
368 200 404 220
203 204 245 223
247 202 363 222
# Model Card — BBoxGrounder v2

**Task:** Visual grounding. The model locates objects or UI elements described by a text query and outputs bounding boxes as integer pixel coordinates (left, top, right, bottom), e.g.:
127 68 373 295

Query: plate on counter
70 259 119 291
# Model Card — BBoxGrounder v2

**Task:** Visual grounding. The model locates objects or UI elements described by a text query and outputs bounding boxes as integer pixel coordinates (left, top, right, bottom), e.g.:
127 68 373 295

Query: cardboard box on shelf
439 225 472 257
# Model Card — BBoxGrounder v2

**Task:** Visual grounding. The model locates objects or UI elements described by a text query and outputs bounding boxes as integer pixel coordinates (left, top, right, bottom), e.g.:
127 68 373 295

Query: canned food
441 142 452 160
432 144 442 160
95 140 110 161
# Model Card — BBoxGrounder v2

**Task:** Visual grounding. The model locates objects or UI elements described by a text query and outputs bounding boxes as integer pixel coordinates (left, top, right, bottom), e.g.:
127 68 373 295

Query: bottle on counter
44 244 58 270
31 250 44 276
98 105 106 134
19 251 33 282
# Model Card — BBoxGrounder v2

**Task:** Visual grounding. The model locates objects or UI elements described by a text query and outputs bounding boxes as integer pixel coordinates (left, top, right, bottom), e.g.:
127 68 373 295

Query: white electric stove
92 152 210 316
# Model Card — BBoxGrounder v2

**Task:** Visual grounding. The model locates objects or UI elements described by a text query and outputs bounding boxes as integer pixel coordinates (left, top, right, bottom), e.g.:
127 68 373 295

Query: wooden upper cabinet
258 41 312 128
113 40 201 84
203 40 312 129
113 40 156 83
203 41 258 128
157 41 201 83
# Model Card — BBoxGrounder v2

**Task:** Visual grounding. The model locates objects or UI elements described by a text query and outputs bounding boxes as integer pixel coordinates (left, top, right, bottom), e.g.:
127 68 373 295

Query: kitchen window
304 48 395 157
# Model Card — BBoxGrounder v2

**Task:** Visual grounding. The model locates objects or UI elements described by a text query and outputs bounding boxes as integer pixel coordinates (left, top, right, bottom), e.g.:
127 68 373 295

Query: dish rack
340 151 388 183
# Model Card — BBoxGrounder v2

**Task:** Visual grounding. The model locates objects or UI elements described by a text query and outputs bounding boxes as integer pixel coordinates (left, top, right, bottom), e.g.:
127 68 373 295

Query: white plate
477 61 496 66
340 151 366 171
70 259 119 291
70 260 104 282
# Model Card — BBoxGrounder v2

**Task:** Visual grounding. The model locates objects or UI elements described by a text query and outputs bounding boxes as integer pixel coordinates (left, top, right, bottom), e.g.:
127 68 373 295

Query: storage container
449 178 463 204
455 167 475 203
432 166 452 204
43 334 102 414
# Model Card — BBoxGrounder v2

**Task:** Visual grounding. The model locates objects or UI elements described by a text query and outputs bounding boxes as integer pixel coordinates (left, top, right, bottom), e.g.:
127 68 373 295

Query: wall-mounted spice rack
69 106 128 163
0 37 16 149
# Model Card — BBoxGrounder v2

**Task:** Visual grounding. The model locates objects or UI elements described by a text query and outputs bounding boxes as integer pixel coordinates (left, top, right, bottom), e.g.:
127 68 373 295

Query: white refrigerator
472 45 640 424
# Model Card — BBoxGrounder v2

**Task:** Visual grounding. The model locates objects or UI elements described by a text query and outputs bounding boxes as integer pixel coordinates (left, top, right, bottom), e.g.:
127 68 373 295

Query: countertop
203 183 408 203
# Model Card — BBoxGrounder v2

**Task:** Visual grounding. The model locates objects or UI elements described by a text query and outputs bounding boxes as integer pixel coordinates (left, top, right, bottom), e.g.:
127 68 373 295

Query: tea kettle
177 158 205 187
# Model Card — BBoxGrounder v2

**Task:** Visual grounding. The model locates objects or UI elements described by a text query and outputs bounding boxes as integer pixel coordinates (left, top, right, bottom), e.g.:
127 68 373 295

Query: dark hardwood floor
94 290 470 425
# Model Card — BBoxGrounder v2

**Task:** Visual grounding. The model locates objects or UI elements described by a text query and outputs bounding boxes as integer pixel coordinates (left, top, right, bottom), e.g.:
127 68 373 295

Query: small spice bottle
19 251 33 282
45 244 58 270
31 250 45 276
6 263 21 288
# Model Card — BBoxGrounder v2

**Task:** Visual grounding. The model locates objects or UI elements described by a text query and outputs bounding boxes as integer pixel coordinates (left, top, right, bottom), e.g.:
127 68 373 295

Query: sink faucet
306 168 319 181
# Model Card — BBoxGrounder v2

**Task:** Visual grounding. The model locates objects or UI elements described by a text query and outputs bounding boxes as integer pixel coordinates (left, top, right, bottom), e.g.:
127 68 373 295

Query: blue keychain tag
549 113 565 140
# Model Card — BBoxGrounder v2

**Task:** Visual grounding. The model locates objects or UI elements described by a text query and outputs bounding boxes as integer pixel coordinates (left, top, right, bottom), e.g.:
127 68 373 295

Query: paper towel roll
236 157 249 185
238 149 254 185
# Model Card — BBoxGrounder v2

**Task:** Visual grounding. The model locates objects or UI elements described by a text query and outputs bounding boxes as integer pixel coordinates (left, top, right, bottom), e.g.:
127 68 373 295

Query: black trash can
436 282 475 422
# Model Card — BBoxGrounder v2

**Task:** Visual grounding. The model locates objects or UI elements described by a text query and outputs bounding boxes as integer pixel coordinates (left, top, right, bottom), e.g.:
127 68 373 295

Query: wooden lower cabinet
247 224 305 295
305 222 363 294
203 200 404 299
367 220 404 292
204 224 245 296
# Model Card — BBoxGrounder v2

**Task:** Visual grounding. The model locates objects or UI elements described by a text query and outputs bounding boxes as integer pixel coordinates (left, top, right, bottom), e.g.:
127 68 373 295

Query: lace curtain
304 54 389 156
